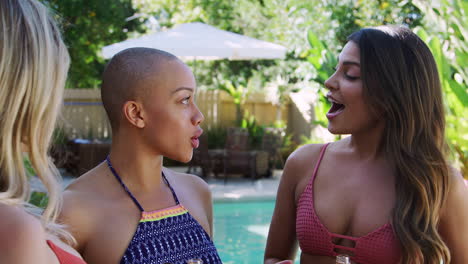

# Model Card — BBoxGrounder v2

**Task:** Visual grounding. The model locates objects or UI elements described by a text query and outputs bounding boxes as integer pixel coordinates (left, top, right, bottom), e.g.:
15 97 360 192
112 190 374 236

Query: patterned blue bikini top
106 157 222 264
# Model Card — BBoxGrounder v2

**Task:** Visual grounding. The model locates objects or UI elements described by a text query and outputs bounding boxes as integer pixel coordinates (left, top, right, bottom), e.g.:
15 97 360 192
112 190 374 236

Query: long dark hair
348 26 450 264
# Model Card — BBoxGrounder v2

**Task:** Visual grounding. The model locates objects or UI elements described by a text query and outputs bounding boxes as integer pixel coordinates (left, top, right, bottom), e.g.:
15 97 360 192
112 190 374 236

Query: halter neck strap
105 156 180 212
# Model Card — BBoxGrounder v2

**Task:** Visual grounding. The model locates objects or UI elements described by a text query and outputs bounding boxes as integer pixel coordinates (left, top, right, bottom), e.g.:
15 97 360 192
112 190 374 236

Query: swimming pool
213 201 300 264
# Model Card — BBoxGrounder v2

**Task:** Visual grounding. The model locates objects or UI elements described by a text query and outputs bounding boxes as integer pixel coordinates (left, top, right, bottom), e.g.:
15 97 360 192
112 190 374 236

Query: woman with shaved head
58 47 222 264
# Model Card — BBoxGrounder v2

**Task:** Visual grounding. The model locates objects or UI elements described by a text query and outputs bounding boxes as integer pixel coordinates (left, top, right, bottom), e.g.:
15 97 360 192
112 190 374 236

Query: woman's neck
108 132 164 192
347 122 385 161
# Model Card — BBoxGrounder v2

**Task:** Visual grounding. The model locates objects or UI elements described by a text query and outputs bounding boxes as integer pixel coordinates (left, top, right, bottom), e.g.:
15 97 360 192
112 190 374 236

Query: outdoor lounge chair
261 129 284 177
221 127 269 183
187 133 222 178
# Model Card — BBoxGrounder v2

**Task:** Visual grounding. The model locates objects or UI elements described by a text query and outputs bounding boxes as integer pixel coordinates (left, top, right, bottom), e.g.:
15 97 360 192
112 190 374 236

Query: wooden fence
60 89 292 140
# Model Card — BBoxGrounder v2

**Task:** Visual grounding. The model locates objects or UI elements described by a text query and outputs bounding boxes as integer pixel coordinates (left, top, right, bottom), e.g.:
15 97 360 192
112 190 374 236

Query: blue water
213 201 300 264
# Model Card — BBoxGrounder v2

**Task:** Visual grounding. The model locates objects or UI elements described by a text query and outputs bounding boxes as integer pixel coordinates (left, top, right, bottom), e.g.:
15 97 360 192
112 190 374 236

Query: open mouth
191 136 200 148
326 100 345 119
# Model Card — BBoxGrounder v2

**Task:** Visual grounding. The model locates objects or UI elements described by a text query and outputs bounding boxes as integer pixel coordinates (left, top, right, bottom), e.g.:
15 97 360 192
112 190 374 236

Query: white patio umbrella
101 22 287 60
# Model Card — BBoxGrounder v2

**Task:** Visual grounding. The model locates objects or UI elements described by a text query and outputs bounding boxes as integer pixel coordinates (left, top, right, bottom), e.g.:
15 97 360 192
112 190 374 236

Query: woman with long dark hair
264 25 468 264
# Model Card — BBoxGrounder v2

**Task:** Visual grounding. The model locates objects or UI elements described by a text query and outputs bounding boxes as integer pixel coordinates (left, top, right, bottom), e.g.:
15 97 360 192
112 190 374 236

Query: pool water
213 201 300 264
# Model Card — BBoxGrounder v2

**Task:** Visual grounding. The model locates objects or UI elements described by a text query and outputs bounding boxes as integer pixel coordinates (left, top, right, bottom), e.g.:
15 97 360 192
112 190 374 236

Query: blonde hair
348 26 450 263
0 0 72 241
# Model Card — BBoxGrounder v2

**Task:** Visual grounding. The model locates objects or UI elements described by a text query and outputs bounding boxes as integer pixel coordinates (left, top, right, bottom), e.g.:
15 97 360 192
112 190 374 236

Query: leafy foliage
24 157 48 208
132 0 331 112
23 156 36 178
205 126 227 149
41 0 144 88
306 30 337 128
29 191 49 209
241 112 265 150
413 0 468 176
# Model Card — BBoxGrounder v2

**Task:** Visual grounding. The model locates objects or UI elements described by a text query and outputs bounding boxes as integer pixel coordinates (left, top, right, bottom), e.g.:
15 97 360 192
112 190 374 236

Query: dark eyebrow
171 87 194 94
342 60 360 67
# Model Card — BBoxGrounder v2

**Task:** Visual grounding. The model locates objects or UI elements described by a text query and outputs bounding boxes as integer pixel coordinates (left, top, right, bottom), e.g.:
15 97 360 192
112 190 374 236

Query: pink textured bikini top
296 143 401 264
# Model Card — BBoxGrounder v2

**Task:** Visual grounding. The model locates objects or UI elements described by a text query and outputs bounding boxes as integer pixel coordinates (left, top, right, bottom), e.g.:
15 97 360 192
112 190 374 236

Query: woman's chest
300 161 396 238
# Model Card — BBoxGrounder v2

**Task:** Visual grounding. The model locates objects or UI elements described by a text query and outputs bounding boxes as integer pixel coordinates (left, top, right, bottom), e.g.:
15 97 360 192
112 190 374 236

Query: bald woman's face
138 60 204 162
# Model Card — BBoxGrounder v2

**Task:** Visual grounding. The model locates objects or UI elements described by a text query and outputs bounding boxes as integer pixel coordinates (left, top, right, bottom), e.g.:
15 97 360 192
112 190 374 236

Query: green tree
42 0 143 88
133 0 330 127
132 0 238 30
413 0 468 176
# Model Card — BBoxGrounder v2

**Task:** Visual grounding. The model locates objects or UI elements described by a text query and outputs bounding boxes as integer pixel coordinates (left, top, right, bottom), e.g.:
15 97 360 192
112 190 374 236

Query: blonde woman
265 26 468 264
0 0 85 263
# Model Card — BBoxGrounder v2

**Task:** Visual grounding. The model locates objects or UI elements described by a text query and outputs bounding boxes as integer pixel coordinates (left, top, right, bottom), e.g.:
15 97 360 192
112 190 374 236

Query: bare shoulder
283 143 328 181
163 168 212 207
65 162 108 192
63 162 111 205
439 167 468 263
164 168 210 197
287 143 326 165
442 167 468 215
61 185 94 220
62 167 105 213
0 204 49 262
449 166 467 187
163 168 214 235
447 167 467 203
0 204 44 241
58 166 107 250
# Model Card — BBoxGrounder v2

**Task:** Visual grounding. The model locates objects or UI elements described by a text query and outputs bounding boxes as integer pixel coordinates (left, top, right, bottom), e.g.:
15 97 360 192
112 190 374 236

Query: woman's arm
264 144 321 264
439 168 468 264
202 180 215 238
